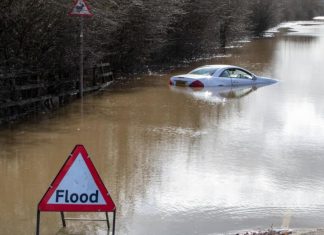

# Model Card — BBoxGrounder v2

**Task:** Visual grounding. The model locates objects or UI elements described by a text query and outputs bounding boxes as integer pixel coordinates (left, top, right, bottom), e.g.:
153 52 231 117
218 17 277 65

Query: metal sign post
69 0 93 97
36 209 116 235
80 17 84 98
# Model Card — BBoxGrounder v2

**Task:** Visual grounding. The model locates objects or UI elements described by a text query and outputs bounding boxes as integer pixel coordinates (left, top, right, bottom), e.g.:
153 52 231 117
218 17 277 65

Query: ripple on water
147 126 208 138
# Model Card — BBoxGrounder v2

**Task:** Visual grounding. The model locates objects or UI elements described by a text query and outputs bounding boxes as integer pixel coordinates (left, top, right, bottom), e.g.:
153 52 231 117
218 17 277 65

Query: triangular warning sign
69 0 93 17
38 145 115 212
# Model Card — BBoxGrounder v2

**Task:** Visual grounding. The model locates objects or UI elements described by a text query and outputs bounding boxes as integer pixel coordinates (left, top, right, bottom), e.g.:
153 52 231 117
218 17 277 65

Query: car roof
197 64 235 69
189 64 255 76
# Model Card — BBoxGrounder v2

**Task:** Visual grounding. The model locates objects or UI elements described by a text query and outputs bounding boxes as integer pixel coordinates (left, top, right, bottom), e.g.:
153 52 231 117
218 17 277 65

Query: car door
229 68 254 86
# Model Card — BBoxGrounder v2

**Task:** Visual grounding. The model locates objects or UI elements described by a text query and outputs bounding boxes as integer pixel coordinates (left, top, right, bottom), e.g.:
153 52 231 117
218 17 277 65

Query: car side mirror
252 75 257 80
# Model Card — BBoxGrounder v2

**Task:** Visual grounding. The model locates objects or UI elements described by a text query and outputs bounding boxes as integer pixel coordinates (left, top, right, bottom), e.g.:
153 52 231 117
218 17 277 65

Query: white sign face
48 153 105 205
69 0 93 16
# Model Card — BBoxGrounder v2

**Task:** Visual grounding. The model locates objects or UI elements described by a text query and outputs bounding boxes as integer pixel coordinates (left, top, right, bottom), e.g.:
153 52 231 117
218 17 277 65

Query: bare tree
1 0 323 75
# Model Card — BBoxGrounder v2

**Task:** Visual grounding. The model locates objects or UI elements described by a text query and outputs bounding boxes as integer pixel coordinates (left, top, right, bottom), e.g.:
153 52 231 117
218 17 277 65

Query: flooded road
1 21 324 235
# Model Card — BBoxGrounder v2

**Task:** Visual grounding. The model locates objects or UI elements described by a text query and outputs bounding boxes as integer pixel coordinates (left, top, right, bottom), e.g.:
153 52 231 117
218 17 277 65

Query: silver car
169 65 277 87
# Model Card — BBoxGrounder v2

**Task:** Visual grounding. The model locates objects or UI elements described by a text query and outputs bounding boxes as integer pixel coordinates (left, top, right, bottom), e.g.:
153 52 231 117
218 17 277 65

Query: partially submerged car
169 65 277 87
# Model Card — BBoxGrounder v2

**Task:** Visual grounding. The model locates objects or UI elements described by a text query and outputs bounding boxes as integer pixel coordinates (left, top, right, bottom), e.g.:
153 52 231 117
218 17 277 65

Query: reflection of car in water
169 65 277 88
170 84 271 103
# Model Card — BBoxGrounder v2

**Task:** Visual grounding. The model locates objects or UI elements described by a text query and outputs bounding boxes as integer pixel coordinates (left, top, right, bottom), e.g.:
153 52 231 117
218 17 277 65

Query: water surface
1 21 324 235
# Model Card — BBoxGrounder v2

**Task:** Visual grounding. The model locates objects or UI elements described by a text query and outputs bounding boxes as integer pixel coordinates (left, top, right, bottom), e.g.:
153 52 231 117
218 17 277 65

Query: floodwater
1 21 324 235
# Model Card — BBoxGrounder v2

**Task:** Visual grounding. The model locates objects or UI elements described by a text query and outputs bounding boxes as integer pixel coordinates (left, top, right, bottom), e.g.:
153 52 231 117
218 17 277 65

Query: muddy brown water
1 22 324 235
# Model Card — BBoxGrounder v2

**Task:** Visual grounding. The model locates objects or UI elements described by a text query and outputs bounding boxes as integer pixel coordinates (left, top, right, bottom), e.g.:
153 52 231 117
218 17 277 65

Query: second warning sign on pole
68 0 93 98
69 0 93 17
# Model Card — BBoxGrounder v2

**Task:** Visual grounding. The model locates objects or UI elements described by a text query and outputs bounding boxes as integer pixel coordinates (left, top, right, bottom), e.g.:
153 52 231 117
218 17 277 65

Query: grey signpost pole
69 0 93 98
80 17 84 98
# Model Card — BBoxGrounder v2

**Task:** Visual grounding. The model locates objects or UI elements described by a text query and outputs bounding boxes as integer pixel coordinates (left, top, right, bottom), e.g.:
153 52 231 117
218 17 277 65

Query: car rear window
189 68 218 75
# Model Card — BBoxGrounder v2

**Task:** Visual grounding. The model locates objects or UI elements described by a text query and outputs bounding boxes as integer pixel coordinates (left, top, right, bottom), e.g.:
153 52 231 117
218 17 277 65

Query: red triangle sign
69 0 93 17
38 145 115 212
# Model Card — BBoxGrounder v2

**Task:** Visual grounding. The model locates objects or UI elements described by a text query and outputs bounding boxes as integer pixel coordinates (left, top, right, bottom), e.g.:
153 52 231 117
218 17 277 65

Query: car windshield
189 68 218 76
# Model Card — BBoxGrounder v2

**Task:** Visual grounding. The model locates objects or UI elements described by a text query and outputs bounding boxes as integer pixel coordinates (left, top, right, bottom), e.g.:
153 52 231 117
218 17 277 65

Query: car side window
235 69 253 79
220 68 253 79
220 70 230 77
